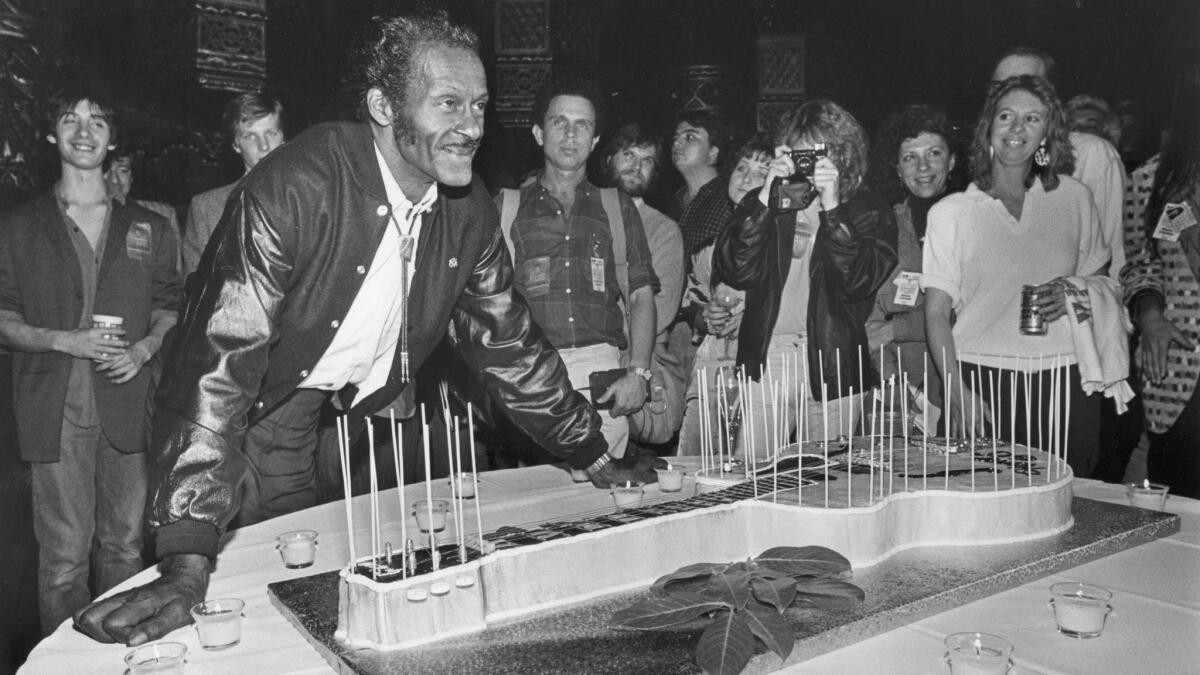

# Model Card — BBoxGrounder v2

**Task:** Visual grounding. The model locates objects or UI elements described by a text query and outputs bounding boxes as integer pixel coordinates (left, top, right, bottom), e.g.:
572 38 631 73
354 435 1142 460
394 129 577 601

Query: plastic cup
1050 582 1113 638
124 641 187 674
91 314 124 336
275 529 318 568
943 632 1013 674
452 472 476 499
190 598 245 650
1126 481 1169 511
610 481 644 510
413 499 450 532
656 466 685 492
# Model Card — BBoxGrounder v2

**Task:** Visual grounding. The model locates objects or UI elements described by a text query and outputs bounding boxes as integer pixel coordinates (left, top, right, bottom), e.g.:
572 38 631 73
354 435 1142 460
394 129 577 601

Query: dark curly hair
969 75 1074 191
674 110 735 173
775 99 869 200
354 10 479 117
871 104 962 205
532 73 605 135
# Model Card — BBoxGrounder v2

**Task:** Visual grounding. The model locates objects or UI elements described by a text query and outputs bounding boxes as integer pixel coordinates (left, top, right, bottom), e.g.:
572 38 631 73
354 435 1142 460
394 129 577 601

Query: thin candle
969 370 976 492
1010 367 1016 491
1064 359 1072 478
391 410 407 578
848 386 856 504
337 416 356 569
367 419 380 571
901 370 910 493
1023 361 1032 487
420 405 438 571
922 356 928 491
888 375 895 497
467 404 484 554
822 382 829 508
835 348 844 438
989 370 998 492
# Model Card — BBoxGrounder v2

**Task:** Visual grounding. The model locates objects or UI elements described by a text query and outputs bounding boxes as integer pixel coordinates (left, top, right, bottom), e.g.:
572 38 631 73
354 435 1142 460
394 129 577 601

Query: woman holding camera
713 99 897 455
922 75 1111 478
864 105 962 431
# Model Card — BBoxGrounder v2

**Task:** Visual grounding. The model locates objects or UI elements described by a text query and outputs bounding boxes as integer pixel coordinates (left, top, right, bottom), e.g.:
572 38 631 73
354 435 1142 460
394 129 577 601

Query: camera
769 143 827 212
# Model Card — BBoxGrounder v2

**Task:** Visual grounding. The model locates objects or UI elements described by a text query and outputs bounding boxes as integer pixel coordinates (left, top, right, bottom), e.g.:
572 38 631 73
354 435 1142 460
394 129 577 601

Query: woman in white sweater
922 75 1109 478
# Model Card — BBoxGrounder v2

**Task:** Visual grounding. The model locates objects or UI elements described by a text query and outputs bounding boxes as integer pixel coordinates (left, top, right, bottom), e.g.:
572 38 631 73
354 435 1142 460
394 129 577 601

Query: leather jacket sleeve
150 188 292 559
713 189 777 289
449 227 608 469
818 196 898 301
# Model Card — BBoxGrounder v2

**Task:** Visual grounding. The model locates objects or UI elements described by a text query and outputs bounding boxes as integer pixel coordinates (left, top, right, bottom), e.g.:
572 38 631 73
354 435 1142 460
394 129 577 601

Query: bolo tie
391 201 429 384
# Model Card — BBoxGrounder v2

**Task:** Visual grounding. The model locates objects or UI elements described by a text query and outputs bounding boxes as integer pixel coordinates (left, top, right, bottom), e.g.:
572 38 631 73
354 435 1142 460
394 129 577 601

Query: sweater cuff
155 519 220 561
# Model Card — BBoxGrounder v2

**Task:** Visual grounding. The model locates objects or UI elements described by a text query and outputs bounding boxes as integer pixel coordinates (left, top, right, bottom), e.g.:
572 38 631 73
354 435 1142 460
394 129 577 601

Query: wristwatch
631 366 653 382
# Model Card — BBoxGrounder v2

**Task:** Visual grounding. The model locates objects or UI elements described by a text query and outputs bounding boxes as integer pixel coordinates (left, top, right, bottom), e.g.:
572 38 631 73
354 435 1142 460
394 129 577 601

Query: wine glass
711 286 744 362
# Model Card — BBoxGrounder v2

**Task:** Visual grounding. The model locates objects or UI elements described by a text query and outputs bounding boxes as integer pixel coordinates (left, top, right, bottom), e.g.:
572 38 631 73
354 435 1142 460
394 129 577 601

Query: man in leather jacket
74 10 647 646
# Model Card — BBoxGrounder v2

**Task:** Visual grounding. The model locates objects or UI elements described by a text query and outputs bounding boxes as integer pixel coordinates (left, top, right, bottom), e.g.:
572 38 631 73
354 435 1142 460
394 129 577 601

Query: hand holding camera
765 143 838 212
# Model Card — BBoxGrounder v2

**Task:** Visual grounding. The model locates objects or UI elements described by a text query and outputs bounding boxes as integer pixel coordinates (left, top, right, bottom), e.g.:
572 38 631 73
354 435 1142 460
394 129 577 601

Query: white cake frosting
337 442 1073 650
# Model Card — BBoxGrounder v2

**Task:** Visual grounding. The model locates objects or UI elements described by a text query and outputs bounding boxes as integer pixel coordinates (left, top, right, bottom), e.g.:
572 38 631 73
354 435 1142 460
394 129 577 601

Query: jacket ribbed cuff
566 434 609 470
155 519 220 561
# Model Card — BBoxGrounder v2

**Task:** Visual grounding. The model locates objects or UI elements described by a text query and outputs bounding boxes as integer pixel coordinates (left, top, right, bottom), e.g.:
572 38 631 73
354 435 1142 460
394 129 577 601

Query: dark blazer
183 181 236 276
0 192 182 460
714 187 898 399
150 122 608 560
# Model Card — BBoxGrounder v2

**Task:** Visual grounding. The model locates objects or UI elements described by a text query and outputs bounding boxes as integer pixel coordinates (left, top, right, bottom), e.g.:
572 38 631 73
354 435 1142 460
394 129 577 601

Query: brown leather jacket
151 122 606 559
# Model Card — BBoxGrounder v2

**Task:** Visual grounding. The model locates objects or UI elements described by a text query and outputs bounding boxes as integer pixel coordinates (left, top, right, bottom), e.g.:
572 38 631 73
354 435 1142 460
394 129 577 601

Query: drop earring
1034 142 1049 167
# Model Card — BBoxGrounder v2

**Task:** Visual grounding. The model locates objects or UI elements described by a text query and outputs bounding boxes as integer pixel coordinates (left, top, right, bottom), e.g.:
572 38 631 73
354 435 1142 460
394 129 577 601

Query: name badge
1152 202 1197 242
892 271 921 306
590 256 605 292
126 222 153 262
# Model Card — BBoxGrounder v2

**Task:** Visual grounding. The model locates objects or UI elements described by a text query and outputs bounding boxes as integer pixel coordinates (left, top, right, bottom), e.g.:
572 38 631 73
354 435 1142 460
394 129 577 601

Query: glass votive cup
190 598 245 650
656 466 685 492
1126 481 1169 511
1050 581 1113 639
943 632 1014 675
610 481 644 510
275 529 318 569
124 641 188 675
413 499 450 532
451 472 476 499
571 468 591 483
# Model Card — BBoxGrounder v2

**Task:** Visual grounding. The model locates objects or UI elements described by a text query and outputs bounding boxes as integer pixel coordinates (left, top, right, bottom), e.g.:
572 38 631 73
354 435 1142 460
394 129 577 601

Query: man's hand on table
73 553 210 645
588 453 667 489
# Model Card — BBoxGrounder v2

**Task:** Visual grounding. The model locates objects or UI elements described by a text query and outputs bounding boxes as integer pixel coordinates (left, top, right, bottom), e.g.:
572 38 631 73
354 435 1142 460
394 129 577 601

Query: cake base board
268 497 1179 674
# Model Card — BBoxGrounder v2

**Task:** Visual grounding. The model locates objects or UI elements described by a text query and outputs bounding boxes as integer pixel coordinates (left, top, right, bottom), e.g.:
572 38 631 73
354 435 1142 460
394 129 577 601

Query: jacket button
299 369 309 378
331 319 340 328
376 205 388 217
356 265 366 274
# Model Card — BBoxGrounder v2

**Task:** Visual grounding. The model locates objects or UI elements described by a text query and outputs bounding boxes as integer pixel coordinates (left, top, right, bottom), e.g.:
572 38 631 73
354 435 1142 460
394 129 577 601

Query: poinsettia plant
609 546 864 675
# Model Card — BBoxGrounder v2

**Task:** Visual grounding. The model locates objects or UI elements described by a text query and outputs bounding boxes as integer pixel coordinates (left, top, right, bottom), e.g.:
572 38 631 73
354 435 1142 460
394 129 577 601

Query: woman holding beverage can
921 75 1110 478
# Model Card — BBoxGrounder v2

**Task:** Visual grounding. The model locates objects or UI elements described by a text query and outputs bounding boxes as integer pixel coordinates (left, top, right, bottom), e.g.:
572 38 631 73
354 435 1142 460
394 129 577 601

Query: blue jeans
31 417 147 635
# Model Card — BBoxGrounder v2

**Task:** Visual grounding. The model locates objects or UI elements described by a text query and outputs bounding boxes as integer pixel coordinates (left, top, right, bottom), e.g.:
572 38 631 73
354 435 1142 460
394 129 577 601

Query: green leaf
705 570 754 608
751 576 797 612
742 604 795 660
696 610 755 675
650 562 724 594
791 577 865 602
756 546 851 576
610 592 729 630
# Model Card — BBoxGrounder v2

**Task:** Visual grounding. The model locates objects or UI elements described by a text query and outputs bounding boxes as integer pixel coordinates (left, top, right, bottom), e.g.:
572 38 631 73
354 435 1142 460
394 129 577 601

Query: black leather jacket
714 188 897 399
151 122 606 559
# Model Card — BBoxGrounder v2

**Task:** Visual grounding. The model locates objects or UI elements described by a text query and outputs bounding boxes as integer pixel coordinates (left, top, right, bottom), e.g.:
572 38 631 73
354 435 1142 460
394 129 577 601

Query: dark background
1 0 1196 672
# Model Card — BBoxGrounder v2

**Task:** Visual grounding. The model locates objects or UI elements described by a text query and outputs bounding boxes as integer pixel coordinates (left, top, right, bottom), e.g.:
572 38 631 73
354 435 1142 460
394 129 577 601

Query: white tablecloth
20 468 1200 675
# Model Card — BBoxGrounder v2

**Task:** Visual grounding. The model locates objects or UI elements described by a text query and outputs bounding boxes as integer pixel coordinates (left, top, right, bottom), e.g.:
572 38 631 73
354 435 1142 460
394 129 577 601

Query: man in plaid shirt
500 77 659 459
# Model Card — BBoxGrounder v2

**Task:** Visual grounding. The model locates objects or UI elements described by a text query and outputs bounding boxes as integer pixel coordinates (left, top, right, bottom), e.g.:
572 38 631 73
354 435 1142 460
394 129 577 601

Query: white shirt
298 143 437 404
921 178 1108 371
1070 131 1126 281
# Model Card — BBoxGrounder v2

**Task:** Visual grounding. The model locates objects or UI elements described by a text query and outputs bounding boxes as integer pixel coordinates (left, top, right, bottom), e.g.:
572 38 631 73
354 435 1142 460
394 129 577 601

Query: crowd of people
0 8 1196 651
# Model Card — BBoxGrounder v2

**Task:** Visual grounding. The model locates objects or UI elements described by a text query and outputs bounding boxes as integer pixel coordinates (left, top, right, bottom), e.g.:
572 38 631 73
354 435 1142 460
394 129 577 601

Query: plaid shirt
1120 154 1200 432
503 179 658 350
676 175 732 269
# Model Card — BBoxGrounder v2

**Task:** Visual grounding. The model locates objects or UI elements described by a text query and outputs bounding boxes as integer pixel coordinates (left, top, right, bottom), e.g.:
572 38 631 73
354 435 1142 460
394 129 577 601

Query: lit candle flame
1143 478 1150 489
973 636 982 655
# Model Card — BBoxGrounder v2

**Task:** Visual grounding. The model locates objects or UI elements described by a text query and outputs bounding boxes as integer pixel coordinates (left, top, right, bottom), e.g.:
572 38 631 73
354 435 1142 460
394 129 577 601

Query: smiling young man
0 90 181 634
181 93 285 274
74 11 637 646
